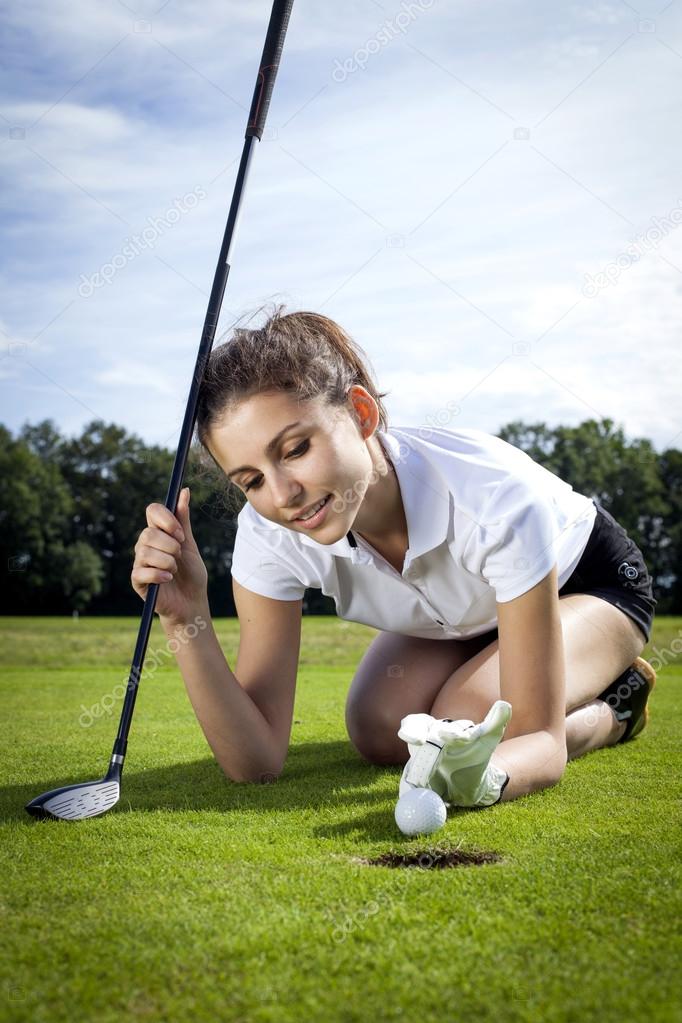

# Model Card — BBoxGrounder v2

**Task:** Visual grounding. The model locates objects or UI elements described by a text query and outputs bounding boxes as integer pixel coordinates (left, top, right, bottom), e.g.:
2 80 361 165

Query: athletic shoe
596 656 657 744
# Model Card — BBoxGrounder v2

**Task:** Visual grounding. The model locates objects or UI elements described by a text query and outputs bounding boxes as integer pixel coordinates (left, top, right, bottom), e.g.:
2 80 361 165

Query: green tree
53 540 105 612
17 419 239 615
498 417 673 611
0 425 75 612
494 421 557 463
2 416 680 615
658 446 682 612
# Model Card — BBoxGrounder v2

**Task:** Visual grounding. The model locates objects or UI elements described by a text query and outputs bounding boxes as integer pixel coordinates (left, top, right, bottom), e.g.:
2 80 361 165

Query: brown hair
193 303 390 516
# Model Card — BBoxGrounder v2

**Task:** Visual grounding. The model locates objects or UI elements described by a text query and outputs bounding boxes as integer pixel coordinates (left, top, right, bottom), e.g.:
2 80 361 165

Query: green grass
2 615 681 1023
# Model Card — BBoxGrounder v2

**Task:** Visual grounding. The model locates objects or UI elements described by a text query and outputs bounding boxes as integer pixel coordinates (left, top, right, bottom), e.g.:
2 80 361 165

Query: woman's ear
348 385 378 436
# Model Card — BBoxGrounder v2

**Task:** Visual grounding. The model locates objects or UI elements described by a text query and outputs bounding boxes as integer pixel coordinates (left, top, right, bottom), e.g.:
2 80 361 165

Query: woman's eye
244 440 309 492
288 439 309 459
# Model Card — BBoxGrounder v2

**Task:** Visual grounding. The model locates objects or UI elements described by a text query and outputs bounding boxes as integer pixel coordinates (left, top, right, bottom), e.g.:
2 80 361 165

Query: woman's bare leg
428 594 646 801
565 701 626 759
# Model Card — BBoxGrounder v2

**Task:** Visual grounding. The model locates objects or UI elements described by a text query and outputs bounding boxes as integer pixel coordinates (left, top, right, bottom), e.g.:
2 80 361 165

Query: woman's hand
131 487 209 625
397 701 512 807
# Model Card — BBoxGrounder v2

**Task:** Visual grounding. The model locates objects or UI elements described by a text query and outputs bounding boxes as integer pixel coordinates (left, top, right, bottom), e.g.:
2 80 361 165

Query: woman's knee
345 631 490 765
344 642 421 765
346 725 408 767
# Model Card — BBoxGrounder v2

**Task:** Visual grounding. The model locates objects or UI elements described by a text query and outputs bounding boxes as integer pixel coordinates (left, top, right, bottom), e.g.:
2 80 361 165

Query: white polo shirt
229 426 597 640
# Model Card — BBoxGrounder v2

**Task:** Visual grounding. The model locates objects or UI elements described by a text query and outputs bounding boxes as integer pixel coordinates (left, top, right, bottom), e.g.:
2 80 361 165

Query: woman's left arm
492 564 569 797
496 563 566 741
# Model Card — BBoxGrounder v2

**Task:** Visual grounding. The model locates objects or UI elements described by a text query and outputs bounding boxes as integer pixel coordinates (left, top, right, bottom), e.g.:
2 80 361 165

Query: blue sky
2 0 681 453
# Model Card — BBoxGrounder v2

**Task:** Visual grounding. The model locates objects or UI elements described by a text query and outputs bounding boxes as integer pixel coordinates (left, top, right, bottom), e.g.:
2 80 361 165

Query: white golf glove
397 700 512 808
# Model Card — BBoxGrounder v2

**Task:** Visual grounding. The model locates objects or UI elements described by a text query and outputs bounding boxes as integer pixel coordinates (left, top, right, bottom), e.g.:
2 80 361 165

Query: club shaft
113 133 257 759
110 0 294 763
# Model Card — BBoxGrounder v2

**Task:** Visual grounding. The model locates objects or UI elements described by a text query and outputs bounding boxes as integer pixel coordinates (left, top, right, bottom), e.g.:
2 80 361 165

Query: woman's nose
270 473 303 509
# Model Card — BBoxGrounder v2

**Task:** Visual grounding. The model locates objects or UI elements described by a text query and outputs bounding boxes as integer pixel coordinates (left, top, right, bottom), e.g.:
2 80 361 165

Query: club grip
246 0 294 140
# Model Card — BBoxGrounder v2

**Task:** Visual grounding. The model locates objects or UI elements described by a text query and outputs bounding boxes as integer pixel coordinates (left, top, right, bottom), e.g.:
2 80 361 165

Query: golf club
25 0 295 821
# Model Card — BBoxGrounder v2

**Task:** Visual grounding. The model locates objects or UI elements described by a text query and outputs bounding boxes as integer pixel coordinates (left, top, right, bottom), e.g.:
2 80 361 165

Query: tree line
1 417 680 616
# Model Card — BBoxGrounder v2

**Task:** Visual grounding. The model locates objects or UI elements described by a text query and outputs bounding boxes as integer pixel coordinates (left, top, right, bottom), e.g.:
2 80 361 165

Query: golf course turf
2 615 680 1022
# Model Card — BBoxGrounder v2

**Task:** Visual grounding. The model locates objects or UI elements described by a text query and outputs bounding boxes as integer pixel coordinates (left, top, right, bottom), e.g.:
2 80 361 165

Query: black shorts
556 501 657 644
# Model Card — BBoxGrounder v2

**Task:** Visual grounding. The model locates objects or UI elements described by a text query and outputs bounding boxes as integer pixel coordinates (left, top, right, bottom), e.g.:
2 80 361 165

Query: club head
25 766 121 821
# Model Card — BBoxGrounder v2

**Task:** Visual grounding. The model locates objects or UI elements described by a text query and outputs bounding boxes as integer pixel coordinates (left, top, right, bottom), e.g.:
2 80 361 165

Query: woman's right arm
131 488 289 783
158 611 285 783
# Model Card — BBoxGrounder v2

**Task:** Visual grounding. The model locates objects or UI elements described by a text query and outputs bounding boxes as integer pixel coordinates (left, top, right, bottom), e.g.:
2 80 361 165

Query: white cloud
1 0 682 455
93 361 176 395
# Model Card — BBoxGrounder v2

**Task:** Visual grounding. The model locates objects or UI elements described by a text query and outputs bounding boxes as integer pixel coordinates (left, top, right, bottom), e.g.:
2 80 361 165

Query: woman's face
206 387 392 543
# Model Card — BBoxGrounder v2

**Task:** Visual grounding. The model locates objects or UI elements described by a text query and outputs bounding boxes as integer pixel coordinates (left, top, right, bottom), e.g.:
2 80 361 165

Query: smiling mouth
292 494 332 522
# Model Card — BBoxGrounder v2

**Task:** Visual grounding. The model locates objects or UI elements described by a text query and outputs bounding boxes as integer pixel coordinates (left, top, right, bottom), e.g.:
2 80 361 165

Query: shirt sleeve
461 477 558 602
230 521 307 602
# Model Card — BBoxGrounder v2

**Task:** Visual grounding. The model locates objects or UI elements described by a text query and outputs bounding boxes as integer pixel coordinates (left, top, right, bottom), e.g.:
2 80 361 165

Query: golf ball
394 787 447 836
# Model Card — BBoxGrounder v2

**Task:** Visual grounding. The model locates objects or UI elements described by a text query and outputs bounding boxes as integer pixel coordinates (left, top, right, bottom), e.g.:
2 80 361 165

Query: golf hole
354 847 505 869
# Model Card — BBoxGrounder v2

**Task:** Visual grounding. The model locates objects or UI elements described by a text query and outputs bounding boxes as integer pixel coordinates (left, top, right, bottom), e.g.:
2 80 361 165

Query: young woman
130 307 657 807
